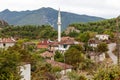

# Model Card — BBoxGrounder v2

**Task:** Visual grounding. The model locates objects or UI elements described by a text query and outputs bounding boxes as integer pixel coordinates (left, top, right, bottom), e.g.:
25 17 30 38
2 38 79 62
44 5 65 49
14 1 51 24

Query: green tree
0 49 21 80
76 32 90 42
54 51 64 62
97 42 108 54
65 45 85 69
67 71 87 80
94 65 120 80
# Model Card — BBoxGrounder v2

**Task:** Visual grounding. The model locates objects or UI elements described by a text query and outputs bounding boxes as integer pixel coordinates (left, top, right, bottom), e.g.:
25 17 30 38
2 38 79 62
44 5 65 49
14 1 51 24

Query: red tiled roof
37 45 48 49
0 38 16 43
37 40 50 49
59 39 74 45
40 51 54 58
49 37 75 46
61 36 74 41
48 41 59 47
46 59 72 70
38 40 50 45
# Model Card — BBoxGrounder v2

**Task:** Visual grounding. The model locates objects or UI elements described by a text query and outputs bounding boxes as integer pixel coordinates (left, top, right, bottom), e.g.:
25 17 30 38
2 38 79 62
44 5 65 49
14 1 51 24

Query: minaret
57 8 61 42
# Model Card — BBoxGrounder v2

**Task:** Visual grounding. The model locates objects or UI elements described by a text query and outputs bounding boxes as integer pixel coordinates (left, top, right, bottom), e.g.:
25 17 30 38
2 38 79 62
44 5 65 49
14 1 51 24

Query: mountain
0 7 104 30
0 20 9 28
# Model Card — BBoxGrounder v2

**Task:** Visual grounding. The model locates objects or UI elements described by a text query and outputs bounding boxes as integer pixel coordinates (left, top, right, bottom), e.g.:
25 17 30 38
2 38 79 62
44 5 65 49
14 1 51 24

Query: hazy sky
0 0 120 18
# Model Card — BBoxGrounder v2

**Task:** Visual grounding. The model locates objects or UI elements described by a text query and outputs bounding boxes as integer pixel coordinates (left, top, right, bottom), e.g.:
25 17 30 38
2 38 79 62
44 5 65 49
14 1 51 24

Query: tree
94 65 120 80
97 42 108 54
65 45 85 69
67 71 87 80
76 32 90 42
78 58 95 71
54 51 64 62
0 49 21 80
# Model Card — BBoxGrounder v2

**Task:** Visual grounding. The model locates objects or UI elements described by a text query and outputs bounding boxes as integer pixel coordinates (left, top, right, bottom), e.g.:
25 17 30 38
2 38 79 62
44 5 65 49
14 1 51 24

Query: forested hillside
0 25 57 39
65 18 120 42
69 18 117 34
0 18 119 40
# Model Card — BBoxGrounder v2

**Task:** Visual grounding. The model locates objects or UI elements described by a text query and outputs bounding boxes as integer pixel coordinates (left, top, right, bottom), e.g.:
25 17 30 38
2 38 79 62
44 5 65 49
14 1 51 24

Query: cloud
0 0 120 18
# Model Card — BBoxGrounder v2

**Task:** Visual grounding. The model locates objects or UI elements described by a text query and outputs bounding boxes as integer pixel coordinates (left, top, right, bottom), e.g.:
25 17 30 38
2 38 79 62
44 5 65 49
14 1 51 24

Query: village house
88 38 99 48
0 37 16 48
37 40 51 49
40 51 54 60
49 36 80 52
95 34 109 40
46 59 72 75
20 64 31 80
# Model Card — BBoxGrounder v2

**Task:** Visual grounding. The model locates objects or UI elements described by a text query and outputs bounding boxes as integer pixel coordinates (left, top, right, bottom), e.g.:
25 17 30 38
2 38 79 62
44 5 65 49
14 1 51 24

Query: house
49 37 80 52
37 40 51 49
88 38 99 48
46 59 72 75
20 64 31 80
0 37 16 48
95 34 109 40
40 51 54 60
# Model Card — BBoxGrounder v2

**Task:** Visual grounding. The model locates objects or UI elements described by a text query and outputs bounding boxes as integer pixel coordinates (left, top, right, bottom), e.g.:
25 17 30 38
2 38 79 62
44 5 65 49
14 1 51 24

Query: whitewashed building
95 34 109 40
20 64 31 80
0 37 16 48
88 39 99 48
49 37 80 52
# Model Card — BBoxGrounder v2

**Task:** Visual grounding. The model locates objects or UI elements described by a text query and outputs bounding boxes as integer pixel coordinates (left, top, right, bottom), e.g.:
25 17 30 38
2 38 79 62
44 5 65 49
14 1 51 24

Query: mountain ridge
0 7 104 30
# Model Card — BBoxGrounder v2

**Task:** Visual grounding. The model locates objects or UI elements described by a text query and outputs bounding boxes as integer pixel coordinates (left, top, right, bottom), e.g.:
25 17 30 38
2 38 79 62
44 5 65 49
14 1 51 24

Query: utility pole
116 16 120 66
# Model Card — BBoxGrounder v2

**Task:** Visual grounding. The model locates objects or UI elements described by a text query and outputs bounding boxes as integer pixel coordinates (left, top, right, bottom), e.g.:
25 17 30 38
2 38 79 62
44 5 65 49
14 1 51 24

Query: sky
0 0 120 19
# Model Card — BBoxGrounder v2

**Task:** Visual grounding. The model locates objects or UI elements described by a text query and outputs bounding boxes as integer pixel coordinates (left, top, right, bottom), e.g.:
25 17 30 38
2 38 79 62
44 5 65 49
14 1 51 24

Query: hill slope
0 7 104 30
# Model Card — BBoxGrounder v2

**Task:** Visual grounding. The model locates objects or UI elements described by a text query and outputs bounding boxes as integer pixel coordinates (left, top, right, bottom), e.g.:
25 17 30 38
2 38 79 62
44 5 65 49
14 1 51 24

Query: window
3 43 6 47
63 45 67 48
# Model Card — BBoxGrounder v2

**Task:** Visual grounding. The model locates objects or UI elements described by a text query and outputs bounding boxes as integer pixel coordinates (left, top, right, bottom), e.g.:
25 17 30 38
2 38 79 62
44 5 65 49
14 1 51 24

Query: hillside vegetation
66 18 120 35
64 18 120 42
0 25 57 39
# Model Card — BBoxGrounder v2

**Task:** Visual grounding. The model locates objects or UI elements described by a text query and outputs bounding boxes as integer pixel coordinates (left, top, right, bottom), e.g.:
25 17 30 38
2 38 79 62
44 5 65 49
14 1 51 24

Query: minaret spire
57 8 61 42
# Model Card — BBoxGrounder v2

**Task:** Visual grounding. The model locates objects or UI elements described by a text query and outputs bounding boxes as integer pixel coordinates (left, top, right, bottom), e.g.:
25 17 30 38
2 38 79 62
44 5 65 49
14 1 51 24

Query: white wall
90 43 98 47
60 69 72 75
96 35 109 40
99 53 105 61
0 42 15 48
20 64 31 80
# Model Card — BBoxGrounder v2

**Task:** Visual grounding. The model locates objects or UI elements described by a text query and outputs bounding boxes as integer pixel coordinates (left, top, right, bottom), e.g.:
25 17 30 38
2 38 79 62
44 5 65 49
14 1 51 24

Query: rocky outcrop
0 20 9 28
65 26 80 35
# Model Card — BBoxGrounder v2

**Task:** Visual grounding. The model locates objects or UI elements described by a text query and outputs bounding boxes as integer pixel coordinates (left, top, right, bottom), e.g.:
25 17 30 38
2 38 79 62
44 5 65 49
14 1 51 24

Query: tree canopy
0 25 57 39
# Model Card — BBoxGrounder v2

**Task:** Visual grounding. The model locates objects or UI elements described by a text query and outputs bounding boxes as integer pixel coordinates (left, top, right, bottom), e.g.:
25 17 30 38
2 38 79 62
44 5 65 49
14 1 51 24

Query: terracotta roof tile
46 59 72 70
0 38 16 43
40 51 54 58
37 40 50 48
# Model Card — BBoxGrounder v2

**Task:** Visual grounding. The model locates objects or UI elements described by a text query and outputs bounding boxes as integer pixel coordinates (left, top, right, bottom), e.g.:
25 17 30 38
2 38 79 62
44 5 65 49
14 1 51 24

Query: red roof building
37 40 50 49
0 37 16 43
0 37 16 48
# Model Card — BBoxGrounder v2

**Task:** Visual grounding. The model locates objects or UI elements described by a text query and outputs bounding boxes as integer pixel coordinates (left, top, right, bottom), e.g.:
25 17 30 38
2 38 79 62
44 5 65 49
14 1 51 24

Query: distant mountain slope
0 20 8 28
0 7 104 30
